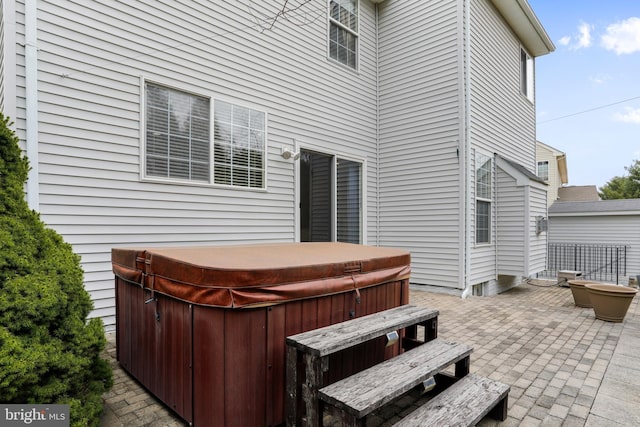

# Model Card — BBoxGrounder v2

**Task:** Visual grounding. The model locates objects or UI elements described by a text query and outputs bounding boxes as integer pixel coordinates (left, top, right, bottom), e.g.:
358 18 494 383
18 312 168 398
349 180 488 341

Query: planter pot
585 283 637 323
567 280 598 308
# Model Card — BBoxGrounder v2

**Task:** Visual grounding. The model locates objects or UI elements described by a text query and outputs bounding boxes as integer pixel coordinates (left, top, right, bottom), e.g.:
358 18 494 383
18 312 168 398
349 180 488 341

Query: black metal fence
542 243 628 284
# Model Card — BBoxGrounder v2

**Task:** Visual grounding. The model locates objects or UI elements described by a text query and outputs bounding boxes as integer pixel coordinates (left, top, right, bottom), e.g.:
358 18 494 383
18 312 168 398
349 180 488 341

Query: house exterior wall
3 0 552 322
10 0 382 326
536 141 563 206
468 0 538 286
528 184 548 274
548 214 640 278
496 168 524 276
377 0 464 289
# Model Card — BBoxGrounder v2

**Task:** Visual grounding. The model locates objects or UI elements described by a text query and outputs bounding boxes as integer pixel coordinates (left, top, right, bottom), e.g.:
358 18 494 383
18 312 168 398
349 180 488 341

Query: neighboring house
548 199 640 280
557 185 600 202
0 0 553 326
536 140 568 206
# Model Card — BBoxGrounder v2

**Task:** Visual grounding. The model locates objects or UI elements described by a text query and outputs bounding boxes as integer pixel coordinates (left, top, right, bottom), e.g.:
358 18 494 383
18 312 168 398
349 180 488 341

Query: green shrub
0 113 112 426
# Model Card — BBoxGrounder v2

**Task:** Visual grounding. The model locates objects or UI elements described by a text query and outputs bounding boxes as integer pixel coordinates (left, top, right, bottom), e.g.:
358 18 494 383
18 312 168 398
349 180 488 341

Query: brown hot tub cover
112 242 411 308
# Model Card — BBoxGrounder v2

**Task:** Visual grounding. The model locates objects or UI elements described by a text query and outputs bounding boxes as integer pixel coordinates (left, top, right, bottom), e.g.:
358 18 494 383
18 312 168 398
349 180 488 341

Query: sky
527 0 640 190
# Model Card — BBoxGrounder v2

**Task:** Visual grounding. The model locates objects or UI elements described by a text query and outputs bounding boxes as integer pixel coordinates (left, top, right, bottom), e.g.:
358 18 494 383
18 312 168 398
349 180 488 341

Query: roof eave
491 0 555 57
556 155 568 185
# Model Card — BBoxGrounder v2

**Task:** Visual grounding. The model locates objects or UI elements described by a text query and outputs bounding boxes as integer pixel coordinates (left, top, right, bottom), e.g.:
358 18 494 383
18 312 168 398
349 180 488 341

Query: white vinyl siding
468 0 539 287
17 0 379 326
496 168 522 275
376 0 462 289
548 214 640 279
528 185 547 274
496 167 547 277
469 0 536 168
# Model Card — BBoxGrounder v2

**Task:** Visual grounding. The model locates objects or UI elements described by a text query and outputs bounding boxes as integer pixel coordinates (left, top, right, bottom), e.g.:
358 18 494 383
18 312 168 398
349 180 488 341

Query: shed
548 199 640 279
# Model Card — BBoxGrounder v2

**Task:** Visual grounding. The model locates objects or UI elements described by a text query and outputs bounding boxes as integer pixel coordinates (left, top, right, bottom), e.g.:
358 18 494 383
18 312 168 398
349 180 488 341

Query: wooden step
286 304 439 357
318 338 472 421
393 373 510 427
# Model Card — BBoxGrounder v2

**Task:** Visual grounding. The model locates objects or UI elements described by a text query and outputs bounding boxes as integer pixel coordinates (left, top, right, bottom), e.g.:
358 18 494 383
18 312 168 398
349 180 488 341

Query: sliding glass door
299 149 362 244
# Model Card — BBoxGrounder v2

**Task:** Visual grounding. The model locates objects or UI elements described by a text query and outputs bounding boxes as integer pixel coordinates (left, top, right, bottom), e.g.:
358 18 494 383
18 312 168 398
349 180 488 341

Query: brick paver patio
100 281 640 426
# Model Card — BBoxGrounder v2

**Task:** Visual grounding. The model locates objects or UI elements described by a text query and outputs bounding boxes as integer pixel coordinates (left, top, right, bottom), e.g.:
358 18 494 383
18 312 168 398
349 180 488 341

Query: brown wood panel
267 305 286 426
117 273 409 426
154 295 193 423
193 306 225 427
225 309 268 426
141 289 157 393
301 298 319 332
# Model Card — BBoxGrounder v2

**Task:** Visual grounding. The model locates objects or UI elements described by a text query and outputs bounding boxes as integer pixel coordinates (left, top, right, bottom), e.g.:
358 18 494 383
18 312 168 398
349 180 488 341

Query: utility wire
537 95 640 124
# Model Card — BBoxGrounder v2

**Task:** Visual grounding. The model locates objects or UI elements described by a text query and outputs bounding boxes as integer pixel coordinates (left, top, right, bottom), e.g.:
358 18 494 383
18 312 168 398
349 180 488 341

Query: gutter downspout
461 0 472 298
375 3 380 246
2 0 17 121
25 0 39 210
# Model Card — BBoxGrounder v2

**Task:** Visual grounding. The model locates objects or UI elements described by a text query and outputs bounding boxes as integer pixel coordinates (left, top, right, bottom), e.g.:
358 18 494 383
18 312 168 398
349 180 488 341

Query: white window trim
294 139 367 244
139 77 268 192
474 151 493 246
520 47 534 103
327 0 360 71
537 160 549 181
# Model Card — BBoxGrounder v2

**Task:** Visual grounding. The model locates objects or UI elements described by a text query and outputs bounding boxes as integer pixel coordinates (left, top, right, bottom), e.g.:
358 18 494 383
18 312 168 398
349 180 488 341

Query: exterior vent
536 216 548 234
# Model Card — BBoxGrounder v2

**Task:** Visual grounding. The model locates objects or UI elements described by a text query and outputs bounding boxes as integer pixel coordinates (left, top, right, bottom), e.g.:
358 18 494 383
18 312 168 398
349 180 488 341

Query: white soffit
491 0 555 56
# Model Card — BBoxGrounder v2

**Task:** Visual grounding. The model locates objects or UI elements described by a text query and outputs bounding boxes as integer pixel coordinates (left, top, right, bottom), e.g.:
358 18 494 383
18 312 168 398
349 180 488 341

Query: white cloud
589 73 611 85
601 17 640 54
614 107 640 124
576 22 593 48
563 22 593 50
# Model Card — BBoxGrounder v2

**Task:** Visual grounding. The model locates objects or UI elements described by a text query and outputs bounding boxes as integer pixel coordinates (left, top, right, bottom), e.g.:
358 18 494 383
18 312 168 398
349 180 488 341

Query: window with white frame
213 99 265 188
537 160 549 181
475 152 492 244
144 83 265 189
520 48 534 101
146 84 210 182
329 0 358 69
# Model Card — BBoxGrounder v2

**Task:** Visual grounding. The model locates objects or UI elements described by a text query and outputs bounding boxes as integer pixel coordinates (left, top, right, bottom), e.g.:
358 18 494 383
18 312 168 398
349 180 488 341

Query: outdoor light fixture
385 330 399 347
281 146 300 160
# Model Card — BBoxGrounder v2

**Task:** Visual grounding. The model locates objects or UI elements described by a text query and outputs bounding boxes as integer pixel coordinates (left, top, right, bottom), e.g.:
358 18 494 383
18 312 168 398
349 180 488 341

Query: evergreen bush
0 113 112 426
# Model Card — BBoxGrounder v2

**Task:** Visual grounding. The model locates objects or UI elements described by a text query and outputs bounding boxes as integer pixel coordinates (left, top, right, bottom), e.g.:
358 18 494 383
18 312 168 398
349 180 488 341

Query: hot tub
112 242 410 426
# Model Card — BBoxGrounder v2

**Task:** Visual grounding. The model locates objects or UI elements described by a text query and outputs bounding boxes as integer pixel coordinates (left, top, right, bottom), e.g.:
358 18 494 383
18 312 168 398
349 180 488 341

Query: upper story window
475 152 492 244
537 161 549 181
329 0 358 69
520 48 534 102
145 83 266 189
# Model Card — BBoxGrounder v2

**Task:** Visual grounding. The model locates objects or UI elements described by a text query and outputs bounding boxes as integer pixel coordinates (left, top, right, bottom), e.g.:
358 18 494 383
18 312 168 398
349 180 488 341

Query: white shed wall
548 215 640 278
